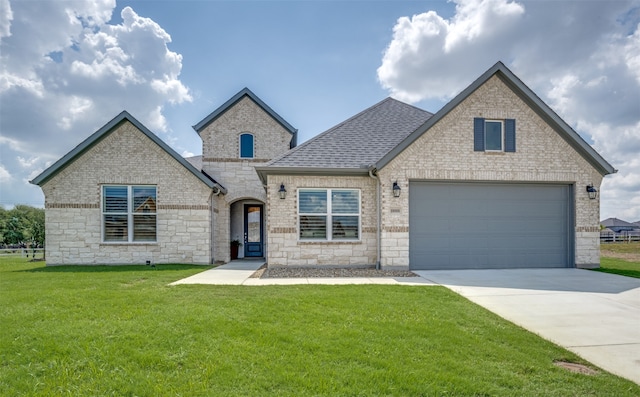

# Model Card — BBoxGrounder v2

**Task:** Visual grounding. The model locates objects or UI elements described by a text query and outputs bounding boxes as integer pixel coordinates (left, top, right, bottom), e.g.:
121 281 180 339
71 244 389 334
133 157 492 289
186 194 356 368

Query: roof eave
255 166 370 185
30 111 219 190
192 88 298 139
493 71 616 176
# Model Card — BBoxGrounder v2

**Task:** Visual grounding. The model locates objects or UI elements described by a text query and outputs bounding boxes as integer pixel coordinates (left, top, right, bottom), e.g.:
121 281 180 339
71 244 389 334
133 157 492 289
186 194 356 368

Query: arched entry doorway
229 199 264 259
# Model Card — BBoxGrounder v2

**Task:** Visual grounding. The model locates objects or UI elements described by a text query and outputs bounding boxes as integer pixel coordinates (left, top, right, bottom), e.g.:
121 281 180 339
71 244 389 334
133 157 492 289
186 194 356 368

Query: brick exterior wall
41 77 603 269
377 75 603 269
265 175 378 267
200 96 293 168
199 96 294 262
41 121 213 265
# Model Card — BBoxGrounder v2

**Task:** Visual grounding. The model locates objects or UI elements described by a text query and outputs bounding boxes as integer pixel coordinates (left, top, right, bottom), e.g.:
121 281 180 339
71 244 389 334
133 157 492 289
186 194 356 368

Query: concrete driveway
416 268 640 385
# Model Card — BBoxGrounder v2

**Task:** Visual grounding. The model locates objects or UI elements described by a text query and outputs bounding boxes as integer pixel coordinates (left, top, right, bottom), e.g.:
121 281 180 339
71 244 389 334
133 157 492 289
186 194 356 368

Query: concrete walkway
171 263 640 384
169 260 267 285
169 259 435 286
416 268 640 385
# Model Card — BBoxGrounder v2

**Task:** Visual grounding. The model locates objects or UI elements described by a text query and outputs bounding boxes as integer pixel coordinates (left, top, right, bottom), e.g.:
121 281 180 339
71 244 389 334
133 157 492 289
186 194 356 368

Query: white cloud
378 0 640 221
443 0 525 52
0 0 12 39
0 73 44 97
0 1 192 207
58 96 94 130
0 136 28 153
378 0 525 102
147 106 168 132
16 156 40 168
0 165 11 183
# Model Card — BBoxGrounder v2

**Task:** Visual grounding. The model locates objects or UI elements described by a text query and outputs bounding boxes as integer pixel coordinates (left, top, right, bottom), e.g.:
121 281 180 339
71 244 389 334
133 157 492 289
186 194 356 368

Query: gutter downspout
369 166 381 270
210 186 222 264
210 192 215 264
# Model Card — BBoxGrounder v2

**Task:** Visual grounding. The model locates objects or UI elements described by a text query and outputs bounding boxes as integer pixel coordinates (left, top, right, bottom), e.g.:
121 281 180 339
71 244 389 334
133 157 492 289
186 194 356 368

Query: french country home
31 62 616 269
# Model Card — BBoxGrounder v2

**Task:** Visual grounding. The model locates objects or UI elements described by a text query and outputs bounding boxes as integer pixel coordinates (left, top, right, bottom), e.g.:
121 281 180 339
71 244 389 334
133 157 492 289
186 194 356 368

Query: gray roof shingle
265 97 432 169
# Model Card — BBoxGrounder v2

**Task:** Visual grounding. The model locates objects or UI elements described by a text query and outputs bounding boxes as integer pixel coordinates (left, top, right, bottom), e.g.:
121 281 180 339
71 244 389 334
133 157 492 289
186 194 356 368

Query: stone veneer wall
41 121 213 265
377 75 603 269
265 175 378 267
198 95 294 263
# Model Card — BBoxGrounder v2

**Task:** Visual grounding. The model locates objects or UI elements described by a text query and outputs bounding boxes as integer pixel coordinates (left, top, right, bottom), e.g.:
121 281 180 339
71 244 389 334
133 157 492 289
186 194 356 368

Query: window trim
102 185 157 244
298 188 361 242
484 119 503 152
239 132 255 159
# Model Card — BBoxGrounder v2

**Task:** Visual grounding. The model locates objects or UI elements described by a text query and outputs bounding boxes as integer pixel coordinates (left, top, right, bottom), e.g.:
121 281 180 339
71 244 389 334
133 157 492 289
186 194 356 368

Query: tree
0 205 45 247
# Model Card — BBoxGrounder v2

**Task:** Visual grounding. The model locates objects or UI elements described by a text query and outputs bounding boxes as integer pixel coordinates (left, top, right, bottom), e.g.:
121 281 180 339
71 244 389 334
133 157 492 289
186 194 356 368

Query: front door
244 204 263 257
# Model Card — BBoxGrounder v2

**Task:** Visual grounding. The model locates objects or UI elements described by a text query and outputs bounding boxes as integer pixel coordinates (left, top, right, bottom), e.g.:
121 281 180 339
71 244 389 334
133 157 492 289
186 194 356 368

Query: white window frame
298 188 361 241
239 132 255 159
484 119 504 152
102 185 157 243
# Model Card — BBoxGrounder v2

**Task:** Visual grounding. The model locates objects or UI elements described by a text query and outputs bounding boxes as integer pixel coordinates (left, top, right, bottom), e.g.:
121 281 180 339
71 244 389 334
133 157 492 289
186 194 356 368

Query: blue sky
108 0 453 151
1 0 639 221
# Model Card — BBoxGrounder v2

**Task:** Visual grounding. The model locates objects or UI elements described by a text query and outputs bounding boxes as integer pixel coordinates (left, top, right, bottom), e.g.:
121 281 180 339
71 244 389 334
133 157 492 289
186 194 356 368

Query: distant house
31 62 616 269
600 217 639 233
600 217 640 241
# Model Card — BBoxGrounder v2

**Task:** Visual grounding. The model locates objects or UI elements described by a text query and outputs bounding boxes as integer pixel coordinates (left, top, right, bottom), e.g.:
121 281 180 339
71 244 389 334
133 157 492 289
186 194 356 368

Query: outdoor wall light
586 184 598 200
278 183 287 199
392 181 401 198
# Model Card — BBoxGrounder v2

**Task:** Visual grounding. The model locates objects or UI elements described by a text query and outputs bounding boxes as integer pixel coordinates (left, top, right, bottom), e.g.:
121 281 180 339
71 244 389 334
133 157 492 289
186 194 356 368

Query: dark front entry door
244 204 263 257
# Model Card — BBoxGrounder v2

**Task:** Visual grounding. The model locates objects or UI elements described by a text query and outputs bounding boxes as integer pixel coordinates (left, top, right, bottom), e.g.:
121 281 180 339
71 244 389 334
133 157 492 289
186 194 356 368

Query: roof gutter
255 166 370 185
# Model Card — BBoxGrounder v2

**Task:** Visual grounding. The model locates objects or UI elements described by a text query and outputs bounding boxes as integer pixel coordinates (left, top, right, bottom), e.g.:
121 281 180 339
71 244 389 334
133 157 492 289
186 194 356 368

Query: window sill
100 242 158 246
298 240 362 245
483 151 506 155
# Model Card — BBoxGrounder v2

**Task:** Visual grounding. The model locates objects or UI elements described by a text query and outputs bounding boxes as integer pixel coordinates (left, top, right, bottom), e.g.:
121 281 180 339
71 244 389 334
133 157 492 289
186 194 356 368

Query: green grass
1 258 638 396
599 242 640 278
597 257 640 278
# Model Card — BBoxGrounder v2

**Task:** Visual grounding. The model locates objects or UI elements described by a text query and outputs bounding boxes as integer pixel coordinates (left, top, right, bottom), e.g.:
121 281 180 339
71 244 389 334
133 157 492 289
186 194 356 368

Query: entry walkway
169 259 435 286
170 259 266 285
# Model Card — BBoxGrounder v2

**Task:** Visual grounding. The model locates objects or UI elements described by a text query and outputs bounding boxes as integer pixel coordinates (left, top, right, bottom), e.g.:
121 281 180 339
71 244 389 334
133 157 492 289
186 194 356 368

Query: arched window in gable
239 133 254 159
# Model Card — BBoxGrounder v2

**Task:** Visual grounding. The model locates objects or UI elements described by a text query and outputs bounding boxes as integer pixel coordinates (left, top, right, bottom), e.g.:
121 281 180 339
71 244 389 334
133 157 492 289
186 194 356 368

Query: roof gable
192 88 298 146
375 61 616 176
30 111 224 191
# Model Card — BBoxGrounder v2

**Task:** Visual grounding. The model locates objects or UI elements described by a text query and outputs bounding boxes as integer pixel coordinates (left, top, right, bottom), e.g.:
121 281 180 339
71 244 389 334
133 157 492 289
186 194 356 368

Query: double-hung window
298 189 360 241
103 185 157 242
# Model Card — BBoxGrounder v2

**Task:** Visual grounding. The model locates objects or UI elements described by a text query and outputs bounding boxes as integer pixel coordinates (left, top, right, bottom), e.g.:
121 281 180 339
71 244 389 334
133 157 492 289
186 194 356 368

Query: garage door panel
409 182 571 270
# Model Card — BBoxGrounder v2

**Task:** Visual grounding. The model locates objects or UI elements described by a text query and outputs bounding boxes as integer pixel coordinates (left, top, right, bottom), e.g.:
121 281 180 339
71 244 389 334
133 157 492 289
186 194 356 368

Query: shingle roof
600 217 638 228
264 98 433 170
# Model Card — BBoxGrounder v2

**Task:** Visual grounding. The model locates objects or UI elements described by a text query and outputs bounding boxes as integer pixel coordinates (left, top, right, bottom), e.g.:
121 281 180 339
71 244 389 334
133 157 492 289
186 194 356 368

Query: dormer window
239 133 254 159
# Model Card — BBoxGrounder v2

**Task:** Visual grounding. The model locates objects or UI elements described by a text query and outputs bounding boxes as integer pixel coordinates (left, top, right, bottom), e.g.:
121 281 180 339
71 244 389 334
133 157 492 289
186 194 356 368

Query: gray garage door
409 182 572 270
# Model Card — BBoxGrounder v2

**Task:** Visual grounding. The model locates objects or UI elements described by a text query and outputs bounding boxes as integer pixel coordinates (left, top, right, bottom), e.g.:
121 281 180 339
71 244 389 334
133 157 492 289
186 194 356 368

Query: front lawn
1 257 638 396
599 242 640 278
